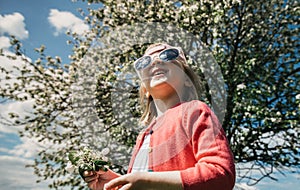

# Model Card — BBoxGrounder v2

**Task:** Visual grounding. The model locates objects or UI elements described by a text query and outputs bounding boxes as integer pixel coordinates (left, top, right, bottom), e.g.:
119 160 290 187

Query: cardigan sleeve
180 101 235 190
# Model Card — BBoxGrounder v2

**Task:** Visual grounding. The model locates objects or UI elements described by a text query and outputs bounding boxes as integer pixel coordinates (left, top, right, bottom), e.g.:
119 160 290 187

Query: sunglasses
134 48 180 71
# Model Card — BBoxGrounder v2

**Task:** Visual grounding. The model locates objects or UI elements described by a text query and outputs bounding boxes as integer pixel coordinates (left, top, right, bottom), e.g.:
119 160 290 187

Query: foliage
0 0 299 188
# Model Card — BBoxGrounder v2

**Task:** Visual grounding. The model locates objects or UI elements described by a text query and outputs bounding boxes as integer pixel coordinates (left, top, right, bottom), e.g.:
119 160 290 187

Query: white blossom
245 112 251 117
101 147 110 155
237 83 246 90
232 0 242 5
65 161 76 173
190 4 198 12
66 147 111 175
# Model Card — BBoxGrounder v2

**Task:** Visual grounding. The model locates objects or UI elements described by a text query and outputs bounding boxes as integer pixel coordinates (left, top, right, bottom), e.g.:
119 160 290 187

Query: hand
104 172 146 190
83 169 120 190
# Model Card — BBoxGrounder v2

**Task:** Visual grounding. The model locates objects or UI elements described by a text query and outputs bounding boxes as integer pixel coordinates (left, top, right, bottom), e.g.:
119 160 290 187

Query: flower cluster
65 147 111 177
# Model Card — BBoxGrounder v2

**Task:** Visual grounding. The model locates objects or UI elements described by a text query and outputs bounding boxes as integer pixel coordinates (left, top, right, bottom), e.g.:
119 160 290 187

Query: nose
151 55 163 66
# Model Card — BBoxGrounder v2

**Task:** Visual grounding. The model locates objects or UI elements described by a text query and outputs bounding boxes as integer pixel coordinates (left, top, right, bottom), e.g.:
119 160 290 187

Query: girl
84 43 235 190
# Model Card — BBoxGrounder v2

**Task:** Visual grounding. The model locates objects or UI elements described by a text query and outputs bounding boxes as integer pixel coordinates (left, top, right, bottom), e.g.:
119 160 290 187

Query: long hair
138 43 203 125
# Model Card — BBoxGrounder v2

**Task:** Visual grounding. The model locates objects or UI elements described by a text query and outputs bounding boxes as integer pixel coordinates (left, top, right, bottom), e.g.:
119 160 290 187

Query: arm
105 102 235 190
104 103 235 190
104 171 182 190
180 102 236 190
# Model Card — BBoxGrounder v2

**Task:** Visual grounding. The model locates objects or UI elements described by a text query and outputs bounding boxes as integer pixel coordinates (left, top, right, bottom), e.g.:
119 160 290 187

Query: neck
153 94 181 117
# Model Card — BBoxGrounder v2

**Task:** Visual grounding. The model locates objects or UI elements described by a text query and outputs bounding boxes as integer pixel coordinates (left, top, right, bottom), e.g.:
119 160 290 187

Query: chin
150 77 168 88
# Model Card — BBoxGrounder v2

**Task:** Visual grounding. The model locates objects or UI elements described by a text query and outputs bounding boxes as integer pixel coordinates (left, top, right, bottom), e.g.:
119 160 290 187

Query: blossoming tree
0 0 299 189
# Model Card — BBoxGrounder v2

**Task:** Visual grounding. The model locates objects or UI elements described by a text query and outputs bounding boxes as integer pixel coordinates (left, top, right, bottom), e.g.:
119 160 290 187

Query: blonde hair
138 43 203 125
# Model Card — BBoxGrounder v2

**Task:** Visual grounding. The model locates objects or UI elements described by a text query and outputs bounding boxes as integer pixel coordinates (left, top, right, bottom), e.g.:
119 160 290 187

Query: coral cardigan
128 100 235 190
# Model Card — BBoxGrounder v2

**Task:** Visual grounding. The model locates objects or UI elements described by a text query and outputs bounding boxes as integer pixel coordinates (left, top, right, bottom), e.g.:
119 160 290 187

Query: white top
131 134 150 172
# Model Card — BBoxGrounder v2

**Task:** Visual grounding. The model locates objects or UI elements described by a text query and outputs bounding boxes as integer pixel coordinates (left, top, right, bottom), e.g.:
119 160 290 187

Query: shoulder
178 100 214 129
178 101 217 138
181 100 212 115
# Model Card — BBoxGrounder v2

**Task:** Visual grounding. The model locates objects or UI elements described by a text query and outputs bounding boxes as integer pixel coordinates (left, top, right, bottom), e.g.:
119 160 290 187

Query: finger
96 169 107 175
83 170 95 177
117 184 131 190
104 177 127 190
83 171 96 182
88 179 100 190
84 174 98 183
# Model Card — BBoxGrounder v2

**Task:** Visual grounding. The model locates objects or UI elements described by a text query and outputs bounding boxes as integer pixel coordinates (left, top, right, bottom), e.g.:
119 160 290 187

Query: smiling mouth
153 71 165 76
151 68 167 77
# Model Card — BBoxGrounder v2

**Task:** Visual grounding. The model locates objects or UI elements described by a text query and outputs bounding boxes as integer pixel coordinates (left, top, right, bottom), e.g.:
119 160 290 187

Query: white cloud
0 100 34 134
48 9 89 36
0 155 49 189
7 133 67 158
0 12 29 39
0 100 69 158
0 132 70 189
0 49 36 133
234 183 257 190
236 162 300 189
256 171 300 189
0 36 11 49
0 50 32 81
8 136 42 158
0 123 70 188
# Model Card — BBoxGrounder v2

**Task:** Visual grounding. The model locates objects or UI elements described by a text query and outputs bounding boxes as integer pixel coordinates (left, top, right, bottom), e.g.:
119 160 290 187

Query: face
136 45 187 99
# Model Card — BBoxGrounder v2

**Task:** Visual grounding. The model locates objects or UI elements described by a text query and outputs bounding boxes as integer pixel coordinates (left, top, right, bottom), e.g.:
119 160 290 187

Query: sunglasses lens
134 48 180 71
135 56 151 70
159 49 179 61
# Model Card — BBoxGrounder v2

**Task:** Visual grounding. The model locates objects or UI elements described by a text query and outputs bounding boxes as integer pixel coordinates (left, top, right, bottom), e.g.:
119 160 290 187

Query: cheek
140 75 150 87
169 66 186 86
170 64 185 78
138 68 152 82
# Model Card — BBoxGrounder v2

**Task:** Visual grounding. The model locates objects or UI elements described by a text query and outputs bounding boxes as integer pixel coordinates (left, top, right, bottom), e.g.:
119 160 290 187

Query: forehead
145 44 169 55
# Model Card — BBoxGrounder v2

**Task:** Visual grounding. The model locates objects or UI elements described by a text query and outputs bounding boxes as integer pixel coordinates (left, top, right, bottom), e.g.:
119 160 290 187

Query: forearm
104 171 183 190
141 171 183 190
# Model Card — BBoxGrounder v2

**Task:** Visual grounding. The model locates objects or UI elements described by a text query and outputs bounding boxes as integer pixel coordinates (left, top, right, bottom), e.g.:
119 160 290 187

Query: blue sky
0 0 92 62
0 0 299 189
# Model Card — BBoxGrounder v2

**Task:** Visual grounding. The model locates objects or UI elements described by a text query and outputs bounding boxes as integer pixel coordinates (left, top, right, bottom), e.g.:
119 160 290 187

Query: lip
150 68 167 77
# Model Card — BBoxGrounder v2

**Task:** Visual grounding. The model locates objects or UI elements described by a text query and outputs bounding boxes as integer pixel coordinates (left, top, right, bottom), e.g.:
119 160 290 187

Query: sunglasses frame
134 48 180 71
